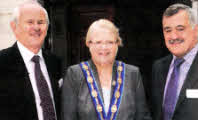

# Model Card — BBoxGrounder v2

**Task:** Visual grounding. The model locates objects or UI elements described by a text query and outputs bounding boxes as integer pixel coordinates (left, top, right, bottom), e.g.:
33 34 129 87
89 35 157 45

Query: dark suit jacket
0 43 62 120
151 53 198 120
61 60 151 120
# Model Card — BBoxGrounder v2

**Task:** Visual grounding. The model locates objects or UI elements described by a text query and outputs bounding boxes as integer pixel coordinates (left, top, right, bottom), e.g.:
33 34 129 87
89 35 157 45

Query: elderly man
0 1 62 120
150 3 198 120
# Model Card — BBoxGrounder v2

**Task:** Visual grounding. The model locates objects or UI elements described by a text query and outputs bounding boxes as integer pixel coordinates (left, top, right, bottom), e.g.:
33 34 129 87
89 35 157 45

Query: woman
61 19 151 120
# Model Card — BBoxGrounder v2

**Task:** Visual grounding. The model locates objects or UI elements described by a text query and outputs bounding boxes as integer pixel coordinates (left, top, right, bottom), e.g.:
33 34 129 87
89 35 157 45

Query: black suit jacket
151 53 198 120
0 43 62 120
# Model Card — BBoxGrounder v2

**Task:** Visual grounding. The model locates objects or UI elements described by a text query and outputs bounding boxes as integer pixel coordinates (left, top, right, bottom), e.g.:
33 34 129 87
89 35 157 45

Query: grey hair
11 0 49 26
163 3 196 27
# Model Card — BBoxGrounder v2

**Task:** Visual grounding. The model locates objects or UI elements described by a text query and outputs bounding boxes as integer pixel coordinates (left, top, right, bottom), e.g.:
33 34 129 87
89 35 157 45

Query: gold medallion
88 76 93 83
86 71 90 76
92 90 98 97
111 105 117 113
97 104 103 112
118 66 123 72
112 80 116 86
83 64 88 70
118 78 122 84
115 91 120 98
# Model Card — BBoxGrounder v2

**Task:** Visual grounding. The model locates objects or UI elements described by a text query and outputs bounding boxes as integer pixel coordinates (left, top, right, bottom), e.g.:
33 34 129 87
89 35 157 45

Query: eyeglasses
88 40 118 47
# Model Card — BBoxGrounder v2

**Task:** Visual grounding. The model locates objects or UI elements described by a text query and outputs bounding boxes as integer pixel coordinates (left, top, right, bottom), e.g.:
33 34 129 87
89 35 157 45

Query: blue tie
163 58 184 120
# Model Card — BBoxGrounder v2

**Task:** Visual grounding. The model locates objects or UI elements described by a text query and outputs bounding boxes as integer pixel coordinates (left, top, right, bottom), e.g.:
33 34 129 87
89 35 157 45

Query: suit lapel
154 55 172 119
175 52 198 111
42 51 59 102
158 55 173 116
88 60 104 102
13 43 38 119
43 52 53 83
88 60 118 103
13 43 34 98
41 50 62 119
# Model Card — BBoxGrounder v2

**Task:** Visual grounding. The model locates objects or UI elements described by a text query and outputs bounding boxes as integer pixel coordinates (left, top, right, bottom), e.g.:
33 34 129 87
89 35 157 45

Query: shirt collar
17 41 43 63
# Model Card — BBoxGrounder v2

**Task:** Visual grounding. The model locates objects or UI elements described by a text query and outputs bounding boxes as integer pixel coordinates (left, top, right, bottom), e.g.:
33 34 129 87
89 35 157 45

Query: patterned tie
163 58 184 120
32 55 56 120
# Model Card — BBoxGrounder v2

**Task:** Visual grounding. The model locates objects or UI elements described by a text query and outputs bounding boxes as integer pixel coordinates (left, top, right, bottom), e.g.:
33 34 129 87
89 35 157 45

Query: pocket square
58 78 63 88
186 89 198 98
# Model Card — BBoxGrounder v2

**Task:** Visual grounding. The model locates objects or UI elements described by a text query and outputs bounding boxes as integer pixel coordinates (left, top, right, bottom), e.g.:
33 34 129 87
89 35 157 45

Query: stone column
0 0 41 50
191 0 198 23
0 1 16 50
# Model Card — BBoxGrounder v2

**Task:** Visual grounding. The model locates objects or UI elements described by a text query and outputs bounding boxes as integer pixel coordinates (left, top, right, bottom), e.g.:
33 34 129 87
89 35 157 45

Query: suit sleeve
135 70 152 120
61 67 78 120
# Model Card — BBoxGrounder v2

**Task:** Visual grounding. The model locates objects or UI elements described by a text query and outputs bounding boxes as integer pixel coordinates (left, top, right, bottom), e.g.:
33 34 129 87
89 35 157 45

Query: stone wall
0 0 35 50
192 0 198 23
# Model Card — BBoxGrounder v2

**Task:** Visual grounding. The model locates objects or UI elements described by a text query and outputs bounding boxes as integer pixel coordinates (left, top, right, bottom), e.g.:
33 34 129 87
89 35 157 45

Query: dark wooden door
67 5 115 65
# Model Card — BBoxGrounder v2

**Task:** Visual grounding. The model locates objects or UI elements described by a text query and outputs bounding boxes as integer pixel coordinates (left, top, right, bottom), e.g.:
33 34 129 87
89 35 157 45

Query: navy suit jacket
0 43 62 120
151 53 198 120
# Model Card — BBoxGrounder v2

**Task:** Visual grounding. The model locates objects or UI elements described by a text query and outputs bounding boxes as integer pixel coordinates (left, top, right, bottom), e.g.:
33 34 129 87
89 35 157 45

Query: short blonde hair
86 19 123 46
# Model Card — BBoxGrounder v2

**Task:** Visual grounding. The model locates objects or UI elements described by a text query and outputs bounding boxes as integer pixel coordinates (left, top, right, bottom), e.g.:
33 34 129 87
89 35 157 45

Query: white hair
11 0 49 26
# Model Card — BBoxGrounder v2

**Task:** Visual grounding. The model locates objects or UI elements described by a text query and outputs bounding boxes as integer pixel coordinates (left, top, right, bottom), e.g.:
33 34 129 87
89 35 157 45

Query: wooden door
67 4 115 65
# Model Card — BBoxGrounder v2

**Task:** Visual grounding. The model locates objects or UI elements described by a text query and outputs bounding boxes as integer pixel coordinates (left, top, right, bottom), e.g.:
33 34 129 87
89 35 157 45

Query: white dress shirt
102 87 111 114
17 41 57 120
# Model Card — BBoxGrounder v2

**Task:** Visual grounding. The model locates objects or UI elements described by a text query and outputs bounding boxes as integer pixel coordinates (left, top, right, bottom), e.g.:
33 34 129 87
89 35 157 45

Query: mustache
168 39 184 44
